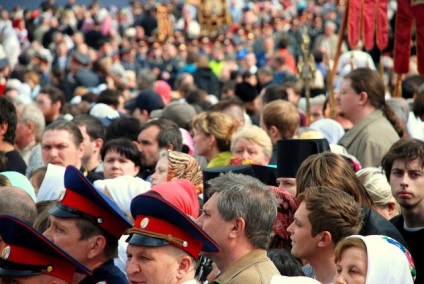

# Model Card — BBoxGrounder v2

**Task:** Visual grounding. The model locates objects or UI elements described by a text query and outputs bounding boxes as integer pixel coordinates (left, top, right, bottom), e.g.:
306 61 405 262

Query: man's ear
166 144 175 151
175 255 194 280
86 235 107 259
387 201 399 218
93 138 103 153
317 231 333 248
229 217 245 239
358 91 369 106
269 125 280 140
0 121 8 136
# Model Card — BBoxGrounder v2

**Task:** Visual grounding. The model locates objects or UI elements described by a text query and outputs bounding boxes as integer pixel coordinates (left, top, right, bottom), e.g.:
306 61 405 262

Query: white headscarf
350 235 415 284
94 175 151 217
37 164 66 202
0 171 37 202
310 118 345 144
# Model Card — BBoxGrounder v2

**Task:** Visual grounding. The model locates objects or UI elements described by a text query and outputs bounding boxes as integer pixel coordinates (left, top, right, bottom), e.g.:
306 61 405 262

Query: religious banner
347 0 389 51
198 0 231 34
393 0 424 74
156 4 173 42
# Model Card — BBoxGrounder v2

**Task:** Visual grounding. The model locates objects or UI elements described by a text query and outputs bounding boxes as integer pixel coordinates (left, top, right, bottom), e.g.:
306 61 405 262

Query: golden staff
297 27 316 125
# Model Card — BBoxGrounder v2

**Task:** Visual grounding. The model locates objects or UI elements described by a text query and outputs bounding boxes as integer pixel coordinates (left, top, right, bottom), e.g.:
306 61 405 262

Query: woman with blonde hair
192 111 240 168
356 167 399 220
152 150 203 194
230 125 272 166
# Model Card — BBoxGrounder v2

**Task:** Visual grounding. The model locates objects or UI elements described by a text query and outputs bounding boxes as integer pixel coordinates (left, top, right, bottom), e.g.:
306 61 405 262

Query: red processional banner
393 0 424 74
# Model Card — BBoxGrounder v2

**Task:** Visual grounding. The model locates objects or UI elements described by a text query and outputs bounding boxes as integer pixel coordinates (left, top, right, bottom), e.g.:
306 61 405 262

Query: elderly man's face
126 244 184 284
196 193 233 254
43 216 92 263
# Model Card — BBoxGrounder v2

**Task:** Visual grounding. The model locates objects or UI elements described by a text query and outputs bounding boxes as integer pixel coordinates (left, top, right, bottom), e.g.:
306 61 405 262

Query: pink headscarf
150 179 200 218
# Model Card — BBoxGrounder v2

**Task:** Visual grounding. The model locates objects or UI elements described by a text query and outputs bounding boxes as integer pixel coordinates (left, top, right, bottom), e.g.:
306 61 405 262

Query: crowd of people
0 0 423 283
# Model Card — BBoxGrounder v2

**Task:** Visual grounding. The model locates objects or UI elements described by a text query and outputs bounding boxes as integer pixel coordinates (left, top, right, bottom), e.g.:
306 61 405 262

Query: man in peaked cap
64 51 100 102
0 214 92 284
126 193 220 283
125 89 164 124
276 138 330 196
44 165 132 283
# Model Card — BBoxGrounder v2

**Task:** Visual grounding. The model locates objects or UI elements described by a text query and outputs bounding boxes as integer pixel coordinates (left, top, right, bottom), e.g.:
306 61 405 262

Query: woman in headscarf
334 235 415 284
149 179 199 218
151 150 203 194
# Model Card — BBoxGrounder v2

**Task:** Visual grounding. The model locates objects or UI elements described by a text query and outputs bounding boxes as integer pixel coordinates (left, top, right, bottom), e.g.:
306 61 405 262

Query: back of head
207 172 277 248
298 186 362 244
261 100 299 139
0 96 17 144
192 111 240 152
97 89 124 109
0 186 37 225
381 137 424 181
278 35 290 49
262 84 288 104
356 167 394 207
401 75 424 99
105 117 141 143
210 97 246 126
267 249 304 277
296 152 374 208
413 83 424 118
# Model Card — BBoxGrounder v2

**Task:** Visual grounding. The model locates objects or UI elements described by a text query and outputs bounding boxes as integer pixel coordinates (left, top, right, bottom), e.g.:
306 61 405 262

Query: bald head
0 186 37 225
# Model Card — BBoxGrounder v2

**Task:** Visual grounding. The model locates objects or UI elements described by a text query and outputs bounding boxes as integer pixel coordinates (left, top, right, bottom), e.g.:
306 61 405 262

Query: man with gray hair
15 104 45 164
196 172 279 283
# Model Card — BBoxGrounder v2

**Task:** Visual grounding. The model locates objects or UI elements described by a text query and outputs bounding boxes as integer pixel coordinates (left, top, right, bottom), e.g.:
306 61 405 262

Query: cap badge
183 241 188 247
46 266 53 273
97 218 103 224
1 246 10 260
140 217 149 229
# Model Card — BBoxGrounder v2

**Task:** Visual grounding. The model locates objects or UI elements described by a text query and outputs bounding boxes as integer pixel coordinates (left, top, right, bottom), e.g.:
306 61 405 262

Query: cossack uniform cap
49 165 132 239
0 214 92 282
127 193 220 259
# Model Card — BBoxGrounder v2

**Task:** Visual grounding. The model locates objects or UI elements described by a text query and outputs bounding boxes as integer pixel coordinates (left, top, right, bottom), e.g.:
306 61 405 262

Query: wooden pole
394 73 403 98
331 0 349 82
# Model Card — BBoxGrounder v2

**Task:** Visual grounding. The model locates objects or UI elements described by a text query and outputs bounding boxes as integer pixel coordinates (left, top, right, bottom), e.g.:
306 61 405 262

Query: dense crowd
0 0 423 283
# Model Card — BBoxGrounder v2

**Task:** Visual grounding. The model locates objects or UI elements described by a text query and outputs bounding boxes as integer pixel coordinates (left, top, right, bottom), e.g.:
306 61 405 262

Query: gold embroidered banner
198 0 231 33
156 4 173 42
